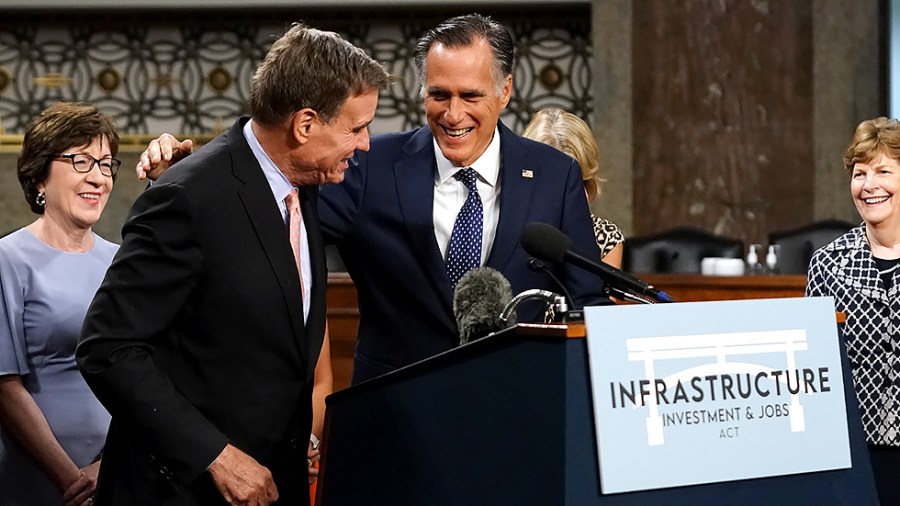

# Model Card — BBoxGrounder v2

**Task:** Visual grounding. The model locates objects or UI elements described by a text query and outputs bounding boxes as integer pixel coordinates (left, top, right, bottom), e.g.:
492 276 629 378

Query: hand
208 444 278 506
136 134 193 181
62 460 100 506
307 440 321 485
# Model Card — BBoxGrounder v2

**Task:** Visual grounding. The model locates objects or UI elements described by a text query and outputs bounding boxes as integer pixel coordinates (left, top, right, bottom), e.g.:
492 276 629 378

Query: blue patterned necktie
446 167 484 288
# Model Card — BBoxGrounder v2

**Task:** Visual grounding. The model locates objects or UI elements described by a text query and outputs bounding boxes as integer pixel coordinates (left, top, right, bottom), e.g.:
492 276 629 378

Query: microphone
520 222 674 303
453 267 516 344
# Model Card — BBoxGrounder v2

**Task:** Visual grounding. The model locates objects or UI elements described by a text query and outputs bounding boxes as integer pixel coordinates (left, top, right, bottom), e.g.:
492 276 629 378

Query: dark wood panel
326 273 358 392
633 0 813 245
642 273 806 302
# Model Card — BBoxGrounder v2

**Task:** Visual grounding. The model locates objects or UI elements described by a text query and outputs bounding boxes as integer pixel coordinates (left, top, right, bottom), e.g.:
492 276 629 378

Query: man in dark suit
139 14 608 386
77 24 389 506
318 14 608 382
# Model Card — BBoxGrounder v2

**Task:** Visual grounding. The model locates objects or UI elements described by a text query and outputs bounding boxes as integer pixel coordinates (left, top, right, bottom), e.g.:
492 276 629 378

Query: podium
316 324 877 505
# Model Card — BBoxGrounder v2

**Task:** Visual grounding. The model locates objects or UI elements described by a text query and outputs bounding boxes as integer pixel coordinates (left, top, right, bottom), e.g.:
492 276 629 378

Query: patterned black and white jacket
806 224 900 446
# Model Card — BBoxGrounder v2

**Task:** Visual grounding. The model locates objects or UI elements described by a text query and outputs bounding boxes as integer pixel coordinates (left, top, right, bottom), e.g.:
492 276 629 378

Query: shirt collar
243 119 294 201
433 126 501 186
826 224 867 252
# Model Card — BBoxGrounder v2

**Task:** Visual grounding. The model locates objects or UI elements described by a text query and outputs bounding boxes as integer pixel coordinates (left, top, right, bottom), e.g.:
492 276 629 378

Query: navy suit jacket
319 122 608 383
78 119 325 505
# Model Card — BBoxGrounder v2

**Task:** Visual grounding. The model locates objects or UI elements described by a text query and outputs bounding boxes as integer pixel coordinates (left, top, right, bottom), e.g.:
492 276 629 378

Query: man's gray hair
413 14 516 97
251 23 391 127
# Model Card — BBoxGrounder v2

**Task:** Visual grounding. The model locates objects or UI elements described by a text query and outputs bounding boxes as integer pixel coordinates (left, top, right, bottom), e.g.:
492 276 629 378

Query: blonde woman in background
523 108 624 268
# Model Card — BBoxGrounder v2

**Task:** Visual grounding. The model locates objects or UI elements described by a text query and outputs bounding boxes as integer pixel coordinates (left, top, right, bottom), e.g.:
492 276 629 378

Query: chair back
623 226 744 274
768 219 856 274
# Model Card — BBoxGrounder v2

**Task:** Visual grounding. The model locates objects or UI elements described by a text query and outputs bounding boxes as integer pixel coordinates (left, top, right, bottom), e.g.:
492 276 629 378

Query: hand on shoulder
136 134 194 181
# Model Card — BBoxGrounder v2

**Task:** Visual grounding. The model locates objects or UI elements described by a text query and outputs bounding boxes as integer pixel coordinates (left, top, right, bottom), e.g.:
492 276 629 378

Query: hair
413 14 516 96
17 102 119 215
522 108 603 202
250 23 391 127
843 117 900 174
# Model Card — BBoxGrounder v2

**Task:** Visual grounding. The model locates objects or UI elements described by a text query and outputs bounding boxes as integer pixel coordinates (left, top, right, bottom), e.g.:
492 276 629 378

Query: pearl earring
36 191 45 207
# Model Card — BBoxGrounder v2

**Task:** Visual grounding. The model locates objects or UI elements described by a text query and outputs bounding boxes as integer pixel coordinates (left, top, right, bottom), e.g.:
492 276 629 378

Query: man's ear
291 108 318 145
498 74 513 109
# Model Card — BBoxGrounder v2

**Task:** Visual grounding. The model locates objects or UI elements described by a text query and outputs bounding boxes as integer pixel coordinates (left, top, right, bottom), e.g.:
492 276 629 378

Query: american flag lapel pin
521 169 534 179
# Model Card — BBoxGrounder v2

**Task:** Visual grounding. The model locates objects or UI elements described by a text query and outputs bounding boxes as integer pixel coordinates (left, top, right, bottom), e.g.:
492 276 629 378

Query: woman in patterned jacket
523 108 624 268
806 116 900 503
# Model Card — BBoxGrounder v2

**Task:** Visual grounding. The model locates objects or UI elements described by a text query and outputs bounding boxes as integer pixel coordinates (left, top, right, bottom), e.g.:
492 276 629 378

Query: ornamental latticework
0 9 592 136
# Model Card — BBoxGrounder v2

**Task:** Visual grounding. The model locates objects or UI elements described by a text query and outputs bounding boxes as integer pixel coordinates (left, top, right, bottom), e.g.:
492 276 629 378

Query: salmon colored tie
285 188 305 292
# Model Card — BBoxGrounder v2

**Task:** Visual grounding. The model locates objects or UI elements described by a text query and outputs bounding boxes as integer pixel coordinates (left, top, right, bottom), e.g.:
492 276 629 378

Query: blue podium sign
584 297 851 494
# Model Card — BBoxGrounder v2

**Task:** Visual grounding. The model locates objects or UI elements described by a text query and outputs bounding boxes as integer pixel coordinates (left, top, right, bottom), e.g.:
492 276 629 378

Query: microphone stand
499 289 567 325
602 283 660 305
527 258 577 310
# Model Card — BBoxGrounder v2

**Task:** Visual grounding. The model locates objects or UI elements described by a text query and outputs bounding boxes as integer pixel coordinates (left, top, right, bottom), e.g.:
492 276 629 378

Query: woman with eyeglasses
0 102 121 506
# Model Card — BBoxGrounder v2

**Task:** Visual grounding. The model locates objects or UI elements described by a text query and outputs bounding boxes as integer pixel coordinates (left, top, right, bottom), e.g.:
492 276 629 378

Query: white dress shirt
433 127 502 265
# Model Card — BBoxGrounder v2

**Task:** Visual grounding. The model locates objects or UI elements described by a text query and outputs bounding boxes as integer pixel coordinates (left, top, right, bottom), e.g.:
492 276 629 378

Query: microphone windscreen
453 267 515 344
520 222 571 264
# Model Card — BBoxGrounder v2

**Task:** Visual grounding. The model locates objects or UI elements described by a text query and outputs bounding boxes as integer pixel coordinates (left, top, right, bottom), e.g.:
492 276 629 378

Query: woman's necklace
878 261 900 277
866 226 900 275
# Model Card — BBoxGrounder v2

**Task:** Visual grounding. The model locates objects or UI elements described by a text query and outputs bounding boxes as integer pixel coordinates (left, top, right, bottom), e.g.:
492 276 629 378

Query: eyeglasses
54 153 121 177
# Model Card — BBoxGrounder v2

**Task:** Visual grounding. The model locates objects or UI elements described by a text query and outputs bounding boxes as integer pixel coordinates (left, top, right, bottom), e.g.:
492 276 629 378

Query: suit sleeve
0 242 28 375
558 158 613 308
77 182 228 490
318 151 368 244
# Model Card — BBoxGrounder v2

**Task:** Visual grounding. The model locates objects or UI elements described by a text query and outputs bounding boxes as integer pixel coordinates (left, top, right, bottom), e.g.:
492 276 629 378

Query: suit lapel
487 123 536 273
395 127 455 316
839 245 890 305
228 121 308 364
299 185 326 372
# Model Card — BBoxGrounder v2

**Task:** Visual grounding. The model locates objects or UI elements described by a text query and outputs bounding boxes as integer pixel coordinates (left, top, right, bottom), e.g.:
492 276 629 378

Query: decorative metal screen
0 8 591 137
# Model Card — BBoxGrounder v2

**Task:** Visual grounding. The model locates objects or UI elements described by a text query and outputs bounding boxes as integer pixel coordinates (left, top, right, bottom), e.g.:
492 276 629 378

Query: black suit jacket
78 118 325 505
319 122 608 383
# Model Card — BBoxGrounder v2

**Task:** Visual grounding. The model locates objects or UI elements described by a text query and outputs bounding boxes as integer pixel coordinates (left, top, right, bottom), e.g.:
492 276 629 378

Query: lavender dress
0 228 116 505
